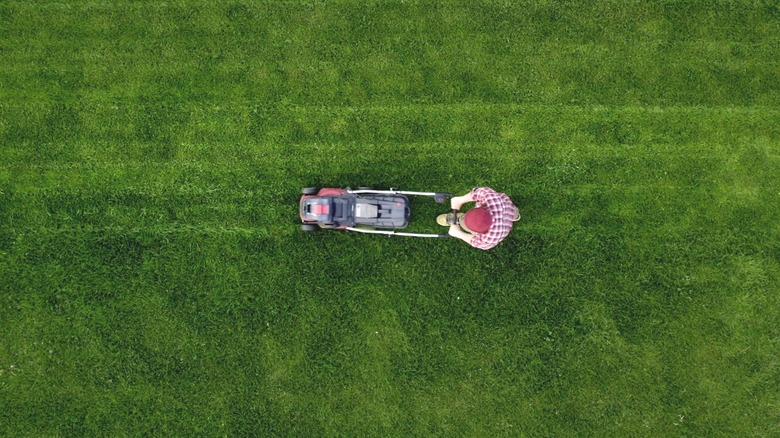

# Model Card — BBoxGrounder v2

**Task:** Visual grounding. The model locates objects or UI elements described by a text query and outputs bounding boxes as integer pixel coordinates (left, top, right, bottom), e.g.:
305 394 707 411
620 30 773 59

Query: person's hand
448 224 461 237
450 196 463 210
450 192 474 210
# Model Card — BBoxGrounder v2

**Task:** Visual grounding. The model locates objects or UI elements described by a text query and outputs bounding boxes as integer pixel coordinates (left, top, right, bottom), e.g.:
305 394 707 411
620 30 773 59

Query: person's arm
450 192 475 210
448 225 474 244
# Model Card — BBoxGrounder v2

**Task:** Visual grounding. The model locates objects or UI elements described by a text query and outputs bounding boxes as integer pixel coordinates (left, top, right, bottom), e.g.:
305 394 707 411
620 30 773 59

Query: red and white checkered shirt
469 187 518 250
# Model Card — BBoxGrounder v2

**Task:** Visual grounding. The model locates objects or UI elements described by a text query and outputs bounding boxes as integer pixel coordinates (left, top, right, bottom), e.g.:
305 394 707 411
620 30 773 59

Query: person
436 187 521 250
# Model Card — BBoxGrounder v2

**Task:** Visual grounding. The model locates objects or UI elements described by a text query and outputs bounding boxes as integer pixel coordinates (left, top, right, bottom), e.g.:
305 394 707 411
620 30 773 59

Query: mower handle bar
345 227 450 238
348 189 453 203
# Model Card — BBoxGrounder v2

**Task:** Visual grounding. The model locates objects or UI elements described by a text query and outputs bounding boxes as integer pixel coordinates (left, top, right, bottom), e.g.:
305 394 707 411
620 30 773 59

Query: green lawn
1 0 779 436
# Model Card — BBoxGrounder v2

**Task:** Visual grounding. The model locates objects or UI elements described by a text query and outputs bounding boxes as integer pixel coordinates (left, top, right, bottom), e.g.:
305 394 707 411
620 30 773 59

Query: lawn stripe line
14 224 276 237
0 144 765 172
5 182 736 197
2 102 779 112
4 0 771 9
3 40 778 54
12 224 778 247
4 167 757 194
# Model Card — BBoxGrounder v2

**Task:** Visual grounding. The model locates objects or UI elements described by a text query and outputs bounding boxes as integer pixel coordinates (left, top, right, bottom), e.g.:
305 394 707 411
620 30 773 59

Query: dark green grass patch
2 0 780 436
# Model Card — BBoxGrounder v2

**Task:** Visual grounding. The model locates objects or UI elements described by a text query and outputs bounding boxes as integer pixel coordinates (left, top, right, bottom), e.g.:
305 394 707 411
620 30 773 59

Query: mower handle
349 189 453 204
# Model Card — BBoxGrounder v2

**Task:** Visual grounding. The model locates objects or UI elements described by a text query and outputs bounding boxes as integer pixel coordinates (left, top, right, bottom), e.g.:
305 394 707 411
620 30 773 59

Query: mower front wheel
301 187 319 195
301 224 319 232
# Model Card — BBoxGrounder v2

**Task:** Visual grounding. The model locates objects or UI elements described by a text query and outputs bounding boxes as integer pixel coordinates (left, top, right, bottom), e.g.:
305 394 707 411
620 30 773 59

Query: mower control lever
434 193 453 203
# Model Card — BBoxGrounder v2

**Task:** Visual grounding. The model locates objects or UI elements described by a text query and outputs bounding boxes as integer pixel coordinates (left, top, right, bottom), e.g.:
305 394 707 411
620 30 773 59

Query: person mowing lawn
436 187 521 250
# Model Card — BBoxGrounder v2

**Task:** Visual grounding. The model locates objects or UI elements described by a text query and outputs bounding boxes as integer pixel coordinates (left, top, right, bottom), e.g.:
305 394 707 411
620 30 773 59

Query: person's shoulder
473 186 497 195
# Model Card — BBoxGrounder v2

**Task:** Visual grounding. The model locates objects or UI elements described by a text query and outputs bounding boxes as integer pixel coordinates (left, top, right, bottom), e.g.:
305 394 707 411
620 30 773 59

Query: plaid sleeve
470 232 502 250
470 187 492 207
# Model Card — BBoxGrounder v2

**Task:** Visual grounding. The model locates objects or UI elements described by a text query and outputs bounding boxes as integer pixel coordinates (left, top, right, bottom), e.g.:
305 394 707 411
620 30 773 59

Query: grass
1 0 780 436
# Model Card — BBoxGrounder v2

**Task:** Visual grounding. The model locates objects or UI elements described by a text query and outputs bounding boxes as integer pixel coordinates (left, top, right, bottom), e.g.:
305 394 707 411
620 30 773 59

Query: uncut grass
2 0 780 436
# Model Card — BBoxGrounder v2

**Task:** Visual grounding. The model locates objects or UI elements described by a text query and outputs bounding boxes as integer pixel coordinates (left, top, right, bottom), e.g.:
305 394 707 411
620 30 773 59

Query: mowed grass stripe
3 109 776 238
3 0 776 48
2 1 778 106
4 148 777 238
4 141 772 219
2 104 778 167
3 99 776 245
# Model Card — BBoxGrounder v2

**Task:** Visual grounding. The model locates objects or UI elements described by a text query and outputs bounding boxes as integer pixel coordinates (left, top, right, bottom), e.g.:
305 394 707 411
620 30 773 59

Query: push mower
299 187 456 238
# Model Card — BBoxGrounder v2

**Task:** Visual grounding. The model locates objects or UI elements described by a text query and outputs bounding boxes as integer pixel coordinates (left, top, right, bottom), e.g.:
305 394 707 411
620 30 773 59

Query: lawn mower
299 187 456 238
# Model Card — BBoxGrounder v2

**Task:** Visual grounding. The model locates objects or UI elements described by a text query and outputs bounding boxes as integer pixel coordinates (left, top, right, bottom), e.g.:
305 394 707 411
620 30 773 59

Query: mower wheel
301 187 319 195
301 224 319 231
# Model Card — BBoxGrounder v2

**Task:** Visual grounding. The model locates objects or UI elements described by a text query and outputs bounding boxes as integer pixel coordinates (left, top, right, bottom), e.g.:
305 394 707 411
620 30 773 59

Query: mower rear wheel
301 224 319 231
301 187 319 195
